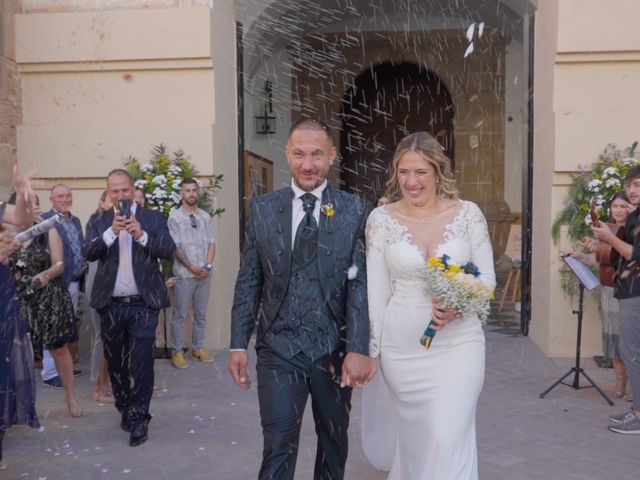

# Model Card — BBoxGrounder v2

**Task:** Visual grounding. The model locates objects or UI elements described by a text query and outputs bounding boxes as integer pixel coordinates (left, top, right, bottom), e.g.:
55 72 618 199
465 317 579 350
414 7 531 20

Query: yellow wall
16 4 238 351
530 0 640 356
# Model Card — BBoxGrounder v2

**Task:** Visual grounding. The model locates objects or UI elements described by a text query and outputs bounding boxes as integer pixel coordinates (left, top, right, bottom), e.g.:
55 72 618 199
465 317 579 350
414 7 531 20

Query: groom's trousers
256 345 352 480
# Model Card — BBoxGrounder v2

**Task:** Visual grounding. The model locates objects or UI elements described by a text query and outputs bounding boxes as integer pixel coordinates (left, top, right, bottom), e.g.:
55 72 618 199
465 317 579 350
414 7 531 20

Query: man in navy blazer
83 169 175 447
229 119 377 479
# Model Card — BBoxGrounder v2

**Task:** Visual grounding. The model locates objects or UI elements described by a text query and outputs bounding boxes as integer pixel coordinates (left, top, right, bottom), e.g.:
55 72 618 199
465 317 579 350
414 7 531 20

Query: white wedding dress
362 201 495 480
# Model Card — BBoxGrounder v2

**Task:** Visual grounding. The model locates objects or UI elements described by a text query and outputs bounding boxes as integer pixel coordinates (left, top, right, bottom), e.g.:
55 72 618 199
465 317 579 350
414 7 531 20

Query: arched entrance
339 62 454 203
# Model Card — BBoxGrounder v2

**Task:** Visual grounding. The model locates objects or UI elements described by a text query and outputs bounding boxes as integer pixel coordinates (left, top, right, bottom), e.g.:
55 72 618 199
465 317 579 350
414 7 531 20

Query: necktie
119 230 133 286
293 193 318 266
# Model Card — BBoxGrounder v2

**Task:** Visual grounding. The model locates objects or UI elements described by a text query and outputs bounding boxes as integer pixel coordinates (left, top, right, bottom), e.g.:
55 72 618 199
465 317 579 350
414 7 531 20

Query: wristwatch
203 263 213 271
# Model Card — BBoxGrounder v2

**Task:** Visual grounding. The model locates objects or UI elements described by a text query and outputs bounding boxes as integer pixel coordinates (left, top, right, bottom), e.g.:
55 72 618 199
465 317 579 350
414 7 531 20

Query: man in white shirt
167 178 216 369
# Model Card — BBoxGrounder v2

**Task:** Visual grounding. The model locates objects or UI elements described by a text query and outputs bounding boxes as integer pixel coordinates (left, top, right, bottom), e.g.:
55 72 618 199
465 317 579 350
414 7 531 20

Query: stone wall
21 0 213 13
0 0 21 197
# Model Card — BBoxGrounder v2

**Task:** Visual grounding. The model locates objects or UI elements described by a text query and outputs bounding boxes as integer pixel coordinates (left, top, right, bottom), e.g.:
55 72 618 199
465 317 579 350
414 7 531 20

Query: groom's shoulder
251 187 290 206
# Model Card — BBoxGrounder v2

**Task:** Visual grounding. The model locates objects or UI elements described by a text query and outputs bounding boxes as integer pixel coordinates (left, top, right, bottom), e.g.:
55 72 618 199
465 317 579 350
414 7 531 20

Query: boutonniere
321 203 335 217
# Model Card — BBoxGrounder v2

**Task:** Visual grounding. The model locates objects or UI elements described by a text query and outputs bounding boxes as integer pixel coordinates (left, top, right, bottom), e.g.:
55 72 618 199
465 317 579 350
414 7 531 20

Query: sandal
92 391 114 404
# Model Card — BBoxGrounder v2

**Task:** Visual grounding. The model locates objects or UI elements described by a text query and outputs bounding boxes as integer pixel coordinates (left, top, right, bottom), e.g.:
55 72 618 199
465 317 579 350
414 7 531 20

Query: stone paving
2 313 640 480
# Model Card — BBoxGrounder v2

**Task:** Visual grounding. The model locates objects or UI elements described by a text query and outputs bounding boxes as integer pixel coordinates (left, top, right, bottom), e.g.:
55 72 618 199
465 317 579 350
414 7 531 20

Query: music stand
539 256 614 405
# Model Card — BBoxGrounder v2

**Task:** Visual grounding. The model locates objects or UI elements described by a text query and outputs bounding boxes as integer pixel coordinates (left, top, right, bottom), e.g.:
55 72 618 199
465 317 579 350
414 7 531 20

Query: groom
229 119 376 479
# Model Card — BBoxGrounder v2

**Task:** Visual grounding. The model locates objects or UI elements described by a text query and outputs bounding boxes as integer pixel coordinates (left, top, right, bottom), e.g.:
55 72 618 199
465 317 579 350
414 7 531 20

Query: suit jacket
231 183 371 355
42 209 84 287
82 206 176 310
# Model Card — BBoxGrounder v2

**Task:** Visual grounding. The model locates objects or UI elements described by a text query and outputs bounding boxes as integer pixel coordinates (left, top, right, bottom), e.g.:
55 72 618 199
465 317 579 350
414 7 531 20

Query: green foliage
198 174 225 218
552 142 639 244
125 144 224 218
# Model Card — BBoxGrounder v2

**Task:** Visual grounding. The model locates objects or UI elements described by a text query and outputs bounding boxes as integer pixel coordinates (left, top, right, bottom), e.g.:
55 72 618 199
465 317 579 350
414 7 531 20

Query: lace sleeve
467 202 496 290
366 208 392 358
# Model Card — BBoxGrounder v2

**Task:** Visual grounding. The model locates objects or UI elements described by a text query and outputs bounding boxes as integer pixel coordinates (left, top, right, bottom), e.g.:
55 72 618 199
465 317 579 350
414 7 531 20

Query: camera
118 198 132 219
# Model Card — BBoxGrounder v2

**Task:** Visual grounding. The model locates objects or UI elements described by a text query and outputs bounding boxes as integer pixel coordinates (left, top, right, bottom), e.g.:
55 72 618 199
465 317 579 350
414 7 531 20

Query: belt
111 295 143 304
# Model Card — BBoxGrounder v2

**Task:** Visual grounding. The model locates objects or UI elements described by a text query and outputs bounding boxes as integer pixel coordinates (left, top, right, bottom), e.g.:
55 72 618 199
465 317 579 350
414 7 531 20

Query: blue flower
462 261 481 277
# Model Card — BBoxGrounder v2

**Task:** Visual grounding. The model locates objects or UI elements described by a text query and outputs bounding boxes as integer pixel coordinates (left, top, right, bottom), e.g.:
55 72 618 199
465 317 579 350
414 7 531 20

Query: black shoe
129 419 150 447
73 369 82 377
43 376 64 389
120 411 134 433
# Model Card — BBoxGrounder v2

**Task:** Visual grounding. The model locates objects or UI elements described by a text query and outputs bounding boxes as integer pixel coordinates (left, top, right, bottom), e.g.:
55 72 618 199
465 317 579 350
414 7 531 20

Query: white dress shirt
101 202 148 297
290 179 326 248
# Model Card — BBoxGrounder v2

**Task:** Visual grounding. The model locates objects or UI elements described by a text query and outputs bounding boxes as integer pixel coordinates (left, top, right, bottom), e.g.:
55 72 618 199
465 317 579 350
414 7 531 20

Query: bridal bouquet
419 254 494 349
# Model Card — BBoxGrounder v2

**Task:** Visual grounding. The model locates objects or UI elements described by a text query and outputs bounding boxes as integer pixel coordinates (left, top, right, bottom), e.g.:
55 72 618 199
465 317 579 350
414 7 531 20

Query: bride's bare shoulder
439 198 462 211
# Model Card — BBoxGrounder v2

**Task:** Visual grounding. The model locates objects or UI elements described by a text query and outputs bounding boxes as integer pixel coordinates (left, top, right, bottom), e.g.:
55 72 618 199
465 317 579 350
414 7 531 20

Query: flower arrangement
125 144 224 218
419 254 494 349
552 142 639 244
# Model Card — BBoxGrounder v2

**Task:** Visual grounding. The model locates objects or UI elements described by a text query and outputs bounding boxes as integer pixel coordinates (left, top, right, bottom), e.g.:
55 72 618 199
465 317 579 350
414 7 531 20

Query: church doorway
339 62 454 204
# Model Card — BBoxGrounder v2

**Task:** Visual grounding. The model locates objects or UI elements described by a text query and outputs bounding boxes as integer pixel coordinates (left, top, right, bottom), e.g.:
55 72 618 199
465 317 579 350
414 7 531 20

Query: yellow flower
444 270 458 281
321 203 335 217
428 257 445 270
446 264 464 274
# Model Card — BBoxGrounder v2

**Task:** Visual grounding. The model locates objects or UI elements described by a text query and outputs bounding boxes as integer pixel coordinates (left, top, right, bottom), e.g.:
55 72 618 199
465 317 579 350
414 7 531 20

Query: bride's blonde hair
384 132 459 202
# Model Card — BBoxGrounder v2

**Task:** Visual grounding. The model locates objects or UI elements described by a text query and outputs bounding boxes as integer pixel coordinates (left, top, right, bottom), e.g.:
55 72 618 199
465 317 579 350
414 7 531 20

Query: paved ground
2 312 640 480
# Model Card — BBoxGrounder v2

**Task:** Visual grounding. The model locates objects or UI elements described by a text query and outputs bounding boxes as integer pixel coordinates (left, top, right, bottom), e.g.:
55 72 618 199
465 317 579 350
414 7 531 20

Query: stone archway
339 62 454 203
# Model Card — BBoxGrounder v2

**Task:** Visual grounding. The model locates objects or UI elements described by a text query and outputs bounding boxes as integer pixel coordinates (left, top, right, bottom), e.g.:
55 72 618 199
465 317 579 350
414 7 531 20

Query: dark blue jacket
83 206 176 310
42 209 84 287
231 183 371 355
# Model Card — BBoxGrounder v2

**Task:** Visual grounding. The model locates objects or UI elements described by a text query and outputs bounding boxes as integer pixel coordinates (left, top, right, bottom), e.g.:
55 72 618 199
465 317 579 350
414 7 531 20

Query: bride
362 132 495 479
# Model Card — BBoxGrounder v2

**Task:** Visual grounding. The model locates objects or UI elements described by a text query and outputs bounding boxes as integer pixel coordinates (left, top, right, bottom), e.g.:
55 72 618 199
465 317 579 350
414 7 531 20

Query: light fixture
255 80 276 135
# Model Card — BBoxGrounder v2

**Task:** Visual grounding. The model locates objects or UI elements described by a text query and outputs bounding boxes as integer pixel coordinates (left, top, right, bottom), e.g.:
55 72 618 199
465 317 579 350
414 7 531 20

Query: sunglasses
189 214 197 229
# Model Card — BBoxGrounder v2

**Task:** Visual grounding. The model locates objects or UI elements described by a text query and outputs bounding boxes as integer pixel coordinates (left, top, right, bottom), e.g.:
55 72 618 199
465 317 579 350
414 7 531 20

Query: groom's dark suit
231 183 370 479
83 206 175 431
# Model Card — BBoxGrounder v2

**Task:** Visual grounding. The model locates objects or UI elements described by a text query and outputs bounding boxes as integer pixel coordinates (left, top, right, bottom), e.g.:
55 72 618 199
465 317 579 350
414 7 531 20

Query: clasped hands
189 264 210 278
111 211 143 240
228 351 378 391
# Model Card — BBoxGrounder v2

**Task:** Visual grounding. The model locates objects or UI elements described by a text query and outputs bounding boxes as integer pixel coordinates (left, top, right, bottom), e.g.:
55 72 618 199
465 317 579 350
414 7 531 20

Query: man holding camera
83 169 175 446
167 178 216 369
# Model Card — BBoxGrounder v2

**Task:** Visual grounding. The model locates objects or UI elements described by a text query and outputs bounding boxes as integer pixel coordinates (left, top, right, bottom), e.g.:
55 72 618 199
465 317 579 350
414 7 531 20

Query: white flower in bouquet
152 187 167 198
605 178 620 188
152 175 167 186
587 179 602 192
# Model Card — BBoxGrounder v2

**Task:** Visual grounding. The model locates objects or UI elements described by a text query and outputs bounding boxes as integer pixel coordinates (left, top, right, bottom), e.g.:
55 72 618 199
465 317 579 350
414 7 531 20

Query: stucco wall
531 0 640 357
15 3 237 351
0 0 21 197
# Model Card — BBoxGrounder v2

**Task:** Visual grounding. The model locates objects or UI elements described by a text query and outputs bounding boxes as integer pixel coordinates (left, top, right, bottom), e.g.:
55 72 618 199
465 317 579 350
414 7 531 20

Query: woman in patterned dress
9 193 82 417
